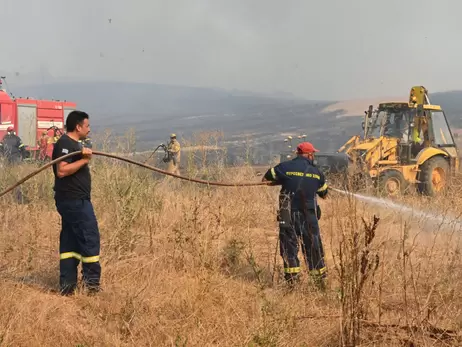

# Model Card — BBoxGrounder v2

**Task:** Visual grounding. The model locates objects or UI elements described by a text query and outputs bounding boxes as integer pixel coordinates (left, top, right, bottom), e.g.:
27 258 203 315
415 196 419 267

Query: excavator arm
338 135 360 155
409 86 430 105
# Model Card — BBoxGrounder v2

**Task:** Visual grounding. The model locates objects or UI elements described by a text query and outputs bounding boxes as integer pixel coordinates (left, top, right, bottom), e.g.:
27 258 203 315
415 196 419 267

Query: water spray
331 187 462 232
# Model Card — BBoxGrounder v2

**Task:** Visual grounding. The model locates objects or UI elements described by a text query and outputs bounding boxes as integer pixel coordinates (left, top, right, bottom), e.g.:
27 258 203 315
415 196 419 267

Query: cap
6 126 13 132
296 141 319 154
170 133 176 138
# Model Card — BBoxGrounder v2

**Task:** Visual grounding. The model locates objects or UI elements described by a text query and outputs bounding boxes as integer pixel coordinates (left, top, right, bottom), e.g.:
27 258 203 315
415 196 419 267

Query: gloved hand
316 205 322 220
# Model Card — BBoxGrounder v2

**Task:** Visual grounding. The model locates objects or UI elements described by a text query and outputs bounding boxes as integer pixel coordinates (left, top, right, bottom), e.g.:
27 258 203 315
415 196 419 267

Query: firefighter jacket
168 139 180 153
264 156 328 211
46 127 64 145
167 139 181 163
1 133 25 158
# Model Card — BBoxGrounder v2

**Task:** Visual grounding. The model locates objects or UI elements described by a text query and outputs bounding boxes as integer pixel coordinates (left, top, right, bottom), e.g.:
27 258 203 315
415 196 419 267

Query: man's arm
316 170 328 199
262 164 283 185
16 137 25 152
56 147 92 178
57 158 89 178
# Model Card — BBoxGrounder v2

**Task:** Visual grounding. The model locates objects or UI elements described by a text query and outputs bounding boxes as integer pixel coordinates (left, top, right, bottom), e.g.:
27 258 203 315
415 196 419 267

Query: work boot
60 283 77 296
309 269 327 291
283 272 301 291
311 275 327 291
83 278 101 296
86 286 102 296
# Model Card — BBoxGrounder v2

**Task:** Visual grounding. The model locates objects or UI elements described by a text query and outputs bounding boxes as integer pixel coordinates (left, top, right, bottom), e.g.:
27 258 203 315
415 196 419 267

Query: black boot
284 272 300 290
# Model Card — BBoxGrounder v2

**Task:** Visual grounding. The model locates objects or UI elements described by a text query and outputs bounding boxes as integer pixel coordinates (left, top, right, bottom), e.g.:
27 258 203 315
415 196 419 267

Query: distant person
262 141 328 290
79 137 93 149
46 126 63 160
0 126 28 203
1 126 26 164
52 110 101 295
167 133 181 175
38 131 49 161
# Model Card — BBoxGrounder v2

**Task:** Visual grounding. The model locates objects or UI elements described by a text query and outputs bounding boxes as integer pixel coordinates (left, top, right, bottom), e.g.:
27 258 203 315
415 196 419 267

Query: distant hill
7 80 462 164
10 81 344 163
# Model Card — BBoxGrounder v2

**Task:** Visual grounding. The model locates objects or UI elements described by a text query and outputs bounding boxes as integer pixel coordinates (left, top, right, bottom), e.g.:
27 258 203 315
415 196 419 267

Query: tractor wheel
378 170 405 197
417 156 449 196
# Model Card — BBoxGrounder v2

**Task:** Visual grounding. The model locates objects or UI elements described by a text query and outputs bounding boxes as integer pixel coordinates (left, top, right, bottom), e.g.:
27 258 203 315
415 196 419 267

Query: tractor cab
368 103 411 139
355 85 458 163
368 102 421 163
371 101 458 166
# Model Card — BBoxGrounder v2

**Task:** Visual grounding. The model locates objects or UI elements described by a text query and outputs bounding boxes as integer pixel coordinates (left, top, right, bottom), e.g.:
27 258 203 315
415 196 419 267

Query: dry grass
0 132 461 346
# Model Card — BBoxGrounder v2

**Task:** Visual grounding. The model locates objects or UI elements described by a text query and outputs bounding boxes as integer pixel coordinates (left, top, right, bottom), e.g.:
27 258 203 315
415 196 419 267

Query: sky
1 0 462 100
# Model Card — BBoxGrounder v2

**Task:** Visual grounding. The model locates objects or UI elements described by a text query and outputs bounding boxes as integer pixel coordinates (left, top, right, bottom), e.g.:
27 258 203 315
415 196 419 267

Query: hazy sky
2 0 462 100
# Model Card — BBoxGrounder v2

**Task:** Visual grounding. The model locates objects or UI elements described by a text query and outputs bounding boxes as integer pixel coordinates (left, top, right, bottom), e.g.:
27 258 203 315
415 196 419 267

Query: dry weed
0 133 461 346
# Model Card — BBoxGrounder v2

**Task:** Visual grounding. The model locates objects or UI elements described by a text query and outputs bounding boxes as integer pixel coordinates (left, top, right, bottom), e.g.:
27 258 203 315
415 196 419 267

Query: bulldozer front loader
338 135 360 155
357 136 407 196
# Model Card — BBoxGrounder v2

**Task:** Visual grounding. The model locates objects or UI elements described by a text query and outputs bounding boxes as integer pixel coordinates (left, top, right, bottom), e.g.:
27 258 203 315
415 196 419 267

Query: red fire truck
0 77 76 160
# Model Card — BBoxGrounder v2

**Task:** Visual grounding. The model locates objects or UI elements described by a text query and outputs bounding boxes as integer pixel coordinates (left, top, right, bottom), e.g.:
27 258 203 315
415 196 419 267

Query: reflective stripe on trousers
60 252 100 263
56 198 101 293
279 210 326 280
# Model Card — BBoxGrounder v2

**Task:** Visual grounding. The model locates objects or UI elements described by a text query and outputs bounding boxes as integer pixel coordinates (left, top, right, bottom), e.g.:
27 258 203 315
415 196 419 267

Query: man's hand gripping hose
0 150 272 198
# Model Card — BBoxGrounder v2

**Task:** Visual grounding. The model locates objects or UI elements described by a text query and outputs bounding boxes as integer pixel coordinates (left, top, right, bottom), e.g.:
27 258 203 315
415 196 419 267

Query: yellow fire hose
0 150 272 198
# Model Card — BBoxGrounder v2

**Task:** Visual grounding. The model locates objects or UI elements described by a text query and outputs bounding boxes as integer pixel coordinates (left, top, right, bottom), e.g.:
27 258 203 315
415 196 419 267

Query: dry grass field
0 133 461 346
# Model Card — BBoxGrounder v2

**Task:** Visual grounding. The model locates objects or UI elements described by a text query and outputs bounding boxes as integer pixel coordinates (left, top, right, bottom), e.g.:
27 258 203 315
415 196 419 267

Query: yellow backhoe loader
335 86 459 196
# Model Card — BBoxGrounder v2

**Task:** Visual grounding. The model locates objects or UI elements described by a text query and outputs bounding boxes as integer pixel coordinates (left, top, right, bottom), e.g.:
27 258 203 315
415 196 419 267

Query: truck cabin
369 102 456 162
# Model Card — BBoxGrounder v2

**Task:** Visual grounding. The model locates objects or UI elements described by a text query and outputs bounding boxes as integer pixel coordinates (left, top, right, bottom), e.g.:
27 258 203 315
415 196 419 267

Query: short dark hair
66 110 89 132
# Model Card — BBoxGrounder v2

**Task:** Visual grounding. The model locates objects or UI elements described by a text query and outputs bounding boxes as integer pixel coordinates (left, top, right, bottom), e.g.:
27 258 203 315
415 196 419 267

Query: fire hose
2 150 443 229
0 150 272 198
143 143 168 164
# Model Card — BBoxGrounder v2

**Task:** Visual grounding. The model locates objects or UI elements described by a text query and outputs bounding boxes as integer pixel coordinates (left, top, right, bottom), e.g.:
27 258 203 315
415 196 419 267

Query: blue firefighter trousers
55 199 101 294
279 209 326 282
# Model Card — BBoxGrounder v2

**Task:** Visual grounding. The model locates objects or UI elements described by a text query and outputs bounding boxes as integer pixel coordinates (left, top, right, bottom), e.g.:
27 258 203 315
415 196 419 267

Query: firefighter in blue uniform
263 141 328 288
52 111 101 295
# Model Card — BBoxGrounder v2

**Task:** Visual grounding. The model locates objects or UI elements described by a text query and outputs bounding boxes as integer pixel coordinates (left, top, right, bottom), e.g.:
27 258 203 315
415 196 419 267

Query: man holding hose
52 110 101 295
263 141 328 289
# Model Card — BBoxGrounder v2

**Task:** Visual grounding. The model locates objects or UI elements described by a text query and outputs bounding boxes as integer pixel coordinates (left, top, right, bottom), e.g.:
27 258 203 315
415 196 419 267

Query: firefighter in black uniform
0 126 27 203
1 126 26 164
263 141 328 288
52 110 101 295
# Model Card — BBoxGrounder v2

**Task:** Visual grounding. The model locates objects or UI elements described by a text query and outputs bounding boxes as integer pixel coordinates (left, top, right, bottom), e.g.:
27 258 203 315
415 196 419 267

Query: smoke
3 0 462 99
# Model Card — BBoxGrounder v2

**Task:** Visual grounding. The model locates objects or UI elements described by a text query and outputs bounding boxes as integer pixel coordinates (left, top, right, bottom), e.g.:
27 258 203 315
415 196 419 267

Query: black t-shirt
52 133 91 200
